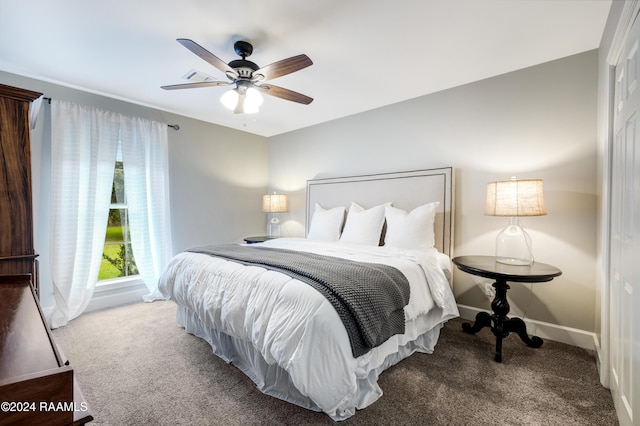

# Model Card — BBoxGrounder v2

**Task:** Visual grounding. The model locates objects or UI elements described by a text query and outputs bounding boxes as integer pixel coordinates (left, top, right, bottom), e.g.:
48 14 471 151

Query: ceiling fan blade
254 54 312 81
260 84 313 105
161 81 232 90
177 38 238 78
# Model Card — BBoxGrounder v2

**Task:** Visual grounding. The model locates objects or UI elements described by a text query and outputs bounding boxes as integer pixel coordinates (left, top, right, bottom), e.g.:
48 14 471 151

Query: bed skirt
176 305 444 421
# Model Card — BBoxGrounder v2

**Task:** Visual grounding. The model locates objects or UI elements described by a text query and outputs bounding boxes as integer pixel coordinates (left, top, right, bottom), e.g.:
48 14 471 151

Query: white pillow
307 203 346 241
384 202 439 250
339 202 390 246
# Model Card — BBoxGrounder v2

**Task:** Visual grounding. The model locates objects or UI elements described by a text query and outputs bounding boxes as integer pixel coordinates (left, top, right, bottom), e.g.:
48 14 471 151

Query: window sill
87 276 148 313
95 276 143 292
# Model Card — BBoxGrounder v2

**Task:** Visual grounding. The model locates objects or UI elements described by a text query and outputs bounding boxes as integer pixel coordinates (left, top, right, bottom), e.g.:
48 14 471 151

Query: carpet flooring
52 301 619 425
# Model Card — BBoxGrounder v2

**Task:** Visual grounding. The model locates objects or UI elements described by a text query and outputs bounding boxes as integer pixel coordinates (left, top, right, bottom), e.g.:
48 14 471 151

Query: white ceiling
0 0 611 137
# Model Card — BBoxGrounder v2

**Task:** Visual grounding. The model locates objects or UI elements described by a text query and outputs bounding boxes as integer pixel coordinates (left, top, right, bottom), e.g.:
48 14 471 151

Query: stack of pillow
307 201 439 250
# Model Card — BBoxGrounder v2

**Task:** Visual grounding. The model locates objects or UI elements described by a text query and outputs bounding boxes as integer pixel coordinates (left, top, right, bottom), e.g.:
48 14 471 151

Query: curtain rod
42 97 180 130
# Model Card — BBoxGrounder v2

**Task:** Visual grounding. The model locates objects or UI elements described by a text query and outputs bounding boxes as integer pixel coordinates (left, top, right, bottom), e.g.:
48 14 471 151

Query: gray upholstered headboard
306 168 454 258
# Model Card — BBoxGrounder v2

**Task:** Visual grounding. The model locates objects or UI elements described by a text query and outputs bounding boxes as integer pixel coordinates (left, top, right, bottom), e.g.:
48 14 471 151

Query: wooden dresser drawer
0 275 92 425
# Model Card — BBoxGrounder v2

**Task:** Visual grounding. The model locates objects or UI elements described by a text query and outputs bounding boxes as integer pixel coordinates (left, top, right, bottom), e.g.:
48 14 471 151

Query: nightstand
452 255 562 362
243 236 276 244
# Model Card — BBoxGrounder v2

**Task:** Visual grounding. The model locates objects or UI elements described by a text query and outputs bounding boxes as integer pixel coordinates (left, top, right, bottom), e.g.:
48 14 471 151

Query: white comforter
158 238 458 420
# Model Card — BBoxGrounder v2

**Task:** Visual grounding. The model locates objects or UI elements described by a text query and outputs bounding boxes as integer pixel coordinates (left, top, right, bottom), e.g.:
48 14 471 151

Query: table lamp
262 193 288 238
485 178 546 265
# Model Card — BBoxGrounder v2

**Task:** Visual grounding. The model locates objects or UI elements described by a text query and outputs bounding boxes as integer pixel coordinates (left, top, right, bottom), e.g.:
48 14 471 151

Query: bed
158 168 458 421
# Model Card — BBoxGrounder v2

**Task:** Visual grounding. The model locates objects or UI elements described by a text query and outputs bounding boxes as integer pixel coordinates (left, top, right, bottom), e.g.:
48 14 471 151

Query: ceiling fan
161 38 313 114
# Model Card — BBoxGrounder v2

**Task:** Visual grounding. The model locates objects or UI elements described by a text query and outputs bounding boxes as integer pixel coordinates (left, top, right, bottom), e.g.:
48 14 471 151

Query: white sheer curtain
50 101 173 327
120 116 173 301
50 101 120 328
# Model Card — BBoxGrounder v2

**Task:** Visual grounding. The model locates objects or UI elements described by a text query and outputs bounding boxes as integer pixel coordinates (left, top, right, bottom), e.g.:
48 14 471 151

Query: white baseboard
456 304 597 351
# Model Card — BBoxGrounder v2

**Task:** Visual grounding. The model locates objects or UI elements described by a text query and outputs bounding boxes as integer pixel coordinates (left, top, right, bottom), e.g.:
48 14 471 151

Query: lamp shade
243 87 263 113
485 179 546 217
262 194 288 213
220 89 239 110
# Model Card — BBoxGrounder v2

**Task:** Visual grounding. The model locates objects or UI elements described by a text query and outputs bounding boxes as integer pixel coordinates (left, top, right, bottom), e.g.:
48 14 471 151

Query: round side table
452 255 562 362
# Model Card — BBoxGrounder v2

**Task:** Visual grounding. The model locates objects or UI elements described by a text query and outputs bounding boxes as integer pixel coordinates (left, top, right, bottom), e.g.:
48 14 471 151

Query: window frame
97 146 139 286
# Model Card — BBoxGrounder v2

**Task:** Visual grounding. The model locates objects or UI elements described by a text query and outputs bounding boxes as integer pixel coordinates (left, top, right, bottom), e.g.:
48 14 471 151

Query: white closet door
610 11 640 426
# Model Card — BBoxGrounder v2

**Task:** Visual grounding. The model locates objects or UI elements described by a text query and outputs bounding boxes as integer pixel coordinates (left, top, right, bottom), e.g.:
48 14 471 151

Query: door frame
601 1 640 423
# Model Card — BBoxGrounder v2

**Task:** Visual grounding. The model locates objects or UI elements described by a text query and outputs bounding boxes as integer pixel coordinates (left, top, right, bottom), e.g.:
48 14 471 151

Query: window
98 146 138 282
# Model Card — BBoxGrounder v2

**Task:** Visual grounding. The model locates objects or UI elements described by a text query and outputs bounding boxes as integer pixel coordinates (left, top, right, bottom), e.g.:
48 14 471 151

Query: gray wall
1 49 599 333
0 71 269 312
269 51 599 332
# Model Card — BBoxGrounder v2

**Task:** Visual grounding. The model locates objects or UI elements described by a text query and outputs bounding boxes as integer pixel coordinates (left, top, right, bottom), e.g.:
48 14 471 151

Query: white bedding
158 238 459 420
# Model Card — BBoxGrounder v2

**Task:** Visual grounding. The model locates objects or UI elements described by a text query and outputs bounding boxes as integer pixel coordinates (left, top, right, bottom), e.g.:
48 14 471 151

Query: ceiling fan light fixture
220 88 239 110
221 82 263 114
244 87 263 112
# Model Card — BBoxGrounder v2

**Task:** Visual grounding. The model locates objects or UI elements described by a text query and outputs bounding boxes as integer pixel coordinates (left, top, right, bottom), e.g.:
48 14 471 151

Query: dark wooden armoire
0 83 41 294
0 85 94 424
